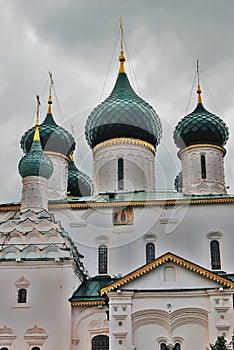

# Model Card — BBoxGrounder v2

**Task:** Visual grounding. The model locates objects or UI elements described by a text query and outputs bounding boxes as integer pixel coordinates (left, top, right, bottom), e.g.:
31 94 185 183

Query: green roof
18 139 53 179
67 160 93 197
70 275 117 303
174 103 229 149
21 113 75 157
85 72 162 148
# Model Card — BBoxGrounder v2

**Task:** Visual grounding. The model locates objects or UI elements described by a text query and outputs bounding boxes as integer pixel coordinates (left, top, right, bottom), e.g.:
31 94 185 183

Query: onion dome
21 77 75 157
19 98 53 179
85 48 162 149
174 84 229 149
67 156 93 197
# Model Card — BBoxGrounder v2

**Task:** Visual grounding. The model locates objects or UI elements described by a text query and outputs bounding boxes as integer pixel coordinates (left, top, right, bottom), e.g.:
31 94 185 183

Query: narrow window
160 344 168 350
118 158 124 190
174 344 181 350
146 243 155 264
92 335 109 350
210 240 221 270
31 347 41 350
1 348 9 350
98 245 108 274
201 155 206 179
18 288 27 303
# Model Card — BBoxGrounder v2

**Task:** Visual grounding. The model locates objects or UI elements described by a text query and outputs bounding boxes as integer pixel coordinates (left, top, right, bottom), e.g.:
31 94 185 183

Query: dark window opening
31 347 41 350
18 288 27 303
98 245 108 274
118 158 124 190
201 155 206 179
92 335 109 350
1 347 9 350
160 343 181 350
146 242 155 264
210 240 221 270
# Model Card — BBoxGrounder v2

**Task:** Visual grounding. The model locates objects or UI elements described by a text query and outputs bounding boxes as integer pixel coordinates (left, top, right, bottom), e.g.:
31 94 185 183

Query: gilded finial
196 59 202 104
34 95 40 141
119 17 126 73
47 71 54 114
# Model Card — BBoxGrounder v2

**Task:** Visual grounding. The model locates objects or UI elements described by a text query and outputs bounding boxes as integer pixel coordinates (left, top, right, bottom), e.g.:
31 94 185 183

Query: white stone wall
21 176 48 210
179 145 226 195
0 260 79 350
53 201 234 277
47 153 68 200
93 141 155 194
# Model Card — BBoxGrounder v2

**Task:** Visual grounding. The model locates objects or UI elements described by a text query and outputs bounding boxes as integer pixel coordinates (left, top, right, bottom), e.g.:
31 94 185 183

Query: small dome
19 138 53 179
67 160 93 197
174 89 229 149
85 69 162 149
21 106 75 157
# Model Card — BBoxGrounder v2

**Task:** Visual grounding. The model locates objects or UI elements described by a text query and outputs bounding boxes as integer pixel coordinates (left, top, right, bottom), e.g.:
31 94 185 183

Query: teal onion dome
174 88 229 149
85 71 162 149
20 103 75 157
18 138 53 179
67 159 93 197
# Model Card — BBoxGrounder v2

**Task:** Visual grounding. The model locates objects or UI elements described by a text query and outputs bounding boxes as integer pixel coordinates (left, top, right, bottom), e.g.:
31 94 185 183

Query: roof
85 72 162 149
100 252 234 296
174 102 229 149
1 191 234 211
70 275 117 306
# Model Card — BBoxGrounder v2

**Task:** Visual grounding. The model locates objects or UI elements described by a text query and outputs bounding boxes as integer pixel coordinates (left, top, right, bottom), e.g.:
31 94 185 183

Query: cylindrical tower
85 28 162 194
20 75 75 200
18 97 53 210
173 76 229 196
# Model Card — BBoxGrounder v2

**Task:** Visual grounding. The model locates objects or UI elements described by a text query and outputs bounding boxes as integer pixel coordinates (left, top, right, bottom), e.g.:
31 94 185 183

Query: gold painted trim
93 138 155 154
100 252 234 295
45 151 70 161
1 196 234 212
71 300 105 307
178 144 226 158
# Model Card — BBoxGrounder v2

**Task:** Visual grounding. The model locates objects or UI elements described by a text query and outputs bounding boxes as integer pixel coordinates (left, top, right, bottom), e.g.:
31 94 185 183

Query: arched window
174 344 181 350
92 335 109 350
146 242 155 264
18 288 27 303
210 240 221 270
1 347 9 350
98 245 108 274
118 158 124 190
31 347 41 350
201 155 206 179
160 344 168 350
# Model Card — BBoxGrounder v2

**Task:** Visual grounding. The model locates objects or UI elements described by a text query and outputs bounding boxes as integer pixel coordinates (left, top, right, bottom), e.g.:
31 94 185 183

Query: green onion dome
85 51 162 149
20 99 75 157
19 125 53 179
174 86 229 149
67 158 93 197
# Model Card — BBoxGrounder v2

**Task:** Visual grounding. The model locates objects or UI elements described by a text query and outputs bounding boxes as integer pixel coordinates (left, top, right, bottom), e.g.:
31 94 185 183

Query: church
0 24 233 350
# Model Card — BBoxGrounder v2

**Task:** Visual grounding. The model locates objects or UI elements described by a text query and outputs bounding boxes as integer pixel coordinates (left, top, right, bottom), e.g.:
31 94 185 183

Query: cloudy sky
0 0 234 203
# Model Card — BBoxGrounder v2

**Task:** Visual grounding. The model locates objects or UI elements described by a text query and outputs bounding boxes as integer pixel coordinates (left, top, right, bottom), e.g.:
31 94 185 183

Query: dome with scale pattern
21 106 75 157
67 160 93 197
85 70 162 149
174 101 229 149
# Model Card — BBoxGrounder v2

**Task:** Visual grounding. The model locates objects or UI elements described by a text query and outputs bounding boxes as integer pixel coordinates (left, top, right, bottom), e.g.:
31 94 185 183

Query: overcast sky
0 0 234 203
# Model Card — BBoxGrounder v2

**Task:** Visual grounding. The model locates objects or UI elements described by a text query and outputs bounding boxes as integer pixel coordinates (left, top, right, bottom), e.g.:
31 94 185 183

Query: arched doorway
92 335 109 350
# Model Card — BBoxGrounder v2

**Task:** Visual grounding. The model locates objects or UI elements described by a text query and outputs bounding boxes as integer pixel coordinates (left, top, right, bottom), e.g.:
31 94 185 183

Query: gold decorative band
178 144 226 158
93 138 155 154
45 151 70 161
71 300 106 306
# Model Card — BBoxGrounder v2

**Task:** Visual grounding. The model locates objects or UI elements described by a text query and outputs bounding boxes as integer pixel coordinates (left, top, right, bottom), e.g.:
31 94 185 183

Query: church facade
0 30 233 350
